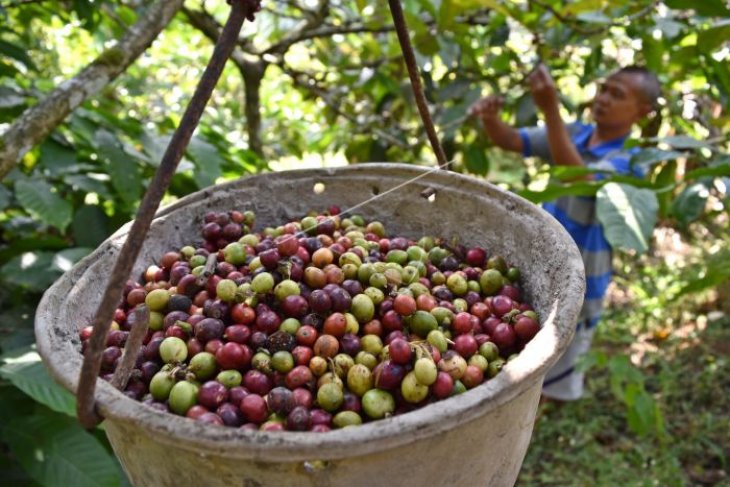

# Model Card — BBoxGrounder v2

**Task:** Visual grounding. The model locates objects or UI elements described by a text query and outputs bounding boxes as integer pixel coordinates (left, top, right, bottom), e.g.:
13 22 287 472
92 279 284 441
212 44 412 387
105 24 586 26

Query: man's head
592 66 660 132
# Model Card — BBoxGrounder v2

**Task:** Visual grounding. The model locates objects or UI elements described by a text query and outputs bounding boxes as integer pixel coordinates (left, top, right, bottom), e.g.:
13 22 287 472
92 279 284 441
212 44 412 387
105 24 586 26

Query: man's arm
469 96 523 153
528 65 585 168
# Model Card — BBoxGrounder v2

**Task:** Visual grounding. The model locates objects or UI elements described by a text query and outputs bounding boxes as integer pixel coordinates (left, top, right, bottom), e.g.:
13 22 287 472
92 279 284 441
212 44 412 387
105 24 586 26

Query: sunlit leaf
596 183 658 254
464 146 490 176
0 348 76 417
95 131 142 208
2 408 120 487
14 180 73 231
0 251 58 292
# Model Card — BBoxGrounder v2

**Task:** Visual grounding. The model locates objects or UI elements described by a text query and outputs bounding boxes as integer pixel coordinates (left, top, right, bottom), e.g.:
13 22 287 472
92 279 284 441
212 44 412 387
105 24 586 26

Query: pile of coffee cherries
81 208 541 431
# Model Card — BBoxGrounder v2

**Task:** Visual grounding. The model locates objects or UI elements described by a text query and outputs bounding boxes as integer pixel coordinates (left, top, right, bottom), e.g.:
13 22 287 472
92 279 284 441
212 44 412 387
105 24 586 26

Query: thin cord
287 160 455 242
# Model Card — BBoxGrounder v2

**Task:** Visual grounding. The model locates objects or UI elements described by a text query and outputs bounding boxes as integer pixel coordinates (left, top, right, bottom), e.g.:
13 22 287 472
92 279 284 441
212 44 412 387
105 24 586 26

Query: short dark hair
614 66 661 109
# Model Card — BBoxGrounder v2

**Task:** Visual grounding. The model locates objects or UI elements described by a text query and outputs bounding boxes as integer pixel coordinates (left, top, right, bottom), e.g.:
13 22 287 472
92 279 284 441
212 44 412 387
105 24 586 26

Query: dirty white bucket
36 163 584 487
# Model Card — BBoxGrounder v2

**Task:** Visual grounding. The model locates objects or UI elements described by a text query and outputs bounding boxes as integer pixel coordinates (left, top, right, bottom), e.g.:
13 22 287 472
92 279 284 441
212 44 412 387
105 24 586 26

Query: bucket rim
35 163 585 462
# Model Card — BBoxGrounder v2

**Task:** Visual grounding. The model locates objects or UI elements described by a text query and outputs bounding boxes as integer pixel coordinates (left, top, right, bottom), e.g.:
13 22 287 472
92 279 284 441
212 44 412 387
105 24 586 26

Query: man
469 65 660 401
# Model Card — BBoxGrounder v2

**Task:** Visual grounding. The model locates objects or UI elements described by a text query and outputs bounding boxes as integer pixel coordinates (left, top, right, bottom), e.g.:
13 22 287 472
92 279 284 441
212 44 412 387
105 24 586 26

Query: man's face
591 72 650 131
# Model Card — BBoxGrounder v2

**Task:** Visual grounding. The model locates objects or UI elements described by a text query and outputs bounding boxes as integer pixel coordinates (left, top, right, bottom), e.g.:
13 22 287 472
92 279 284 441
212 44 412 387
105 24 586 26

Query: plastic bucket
36 163 584 486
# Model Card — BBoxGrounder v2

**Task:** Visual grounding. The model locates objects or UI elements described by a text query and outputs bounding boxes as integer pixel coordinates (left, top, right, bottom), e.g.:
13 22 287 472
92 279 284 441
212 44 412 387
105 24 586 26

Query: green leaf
630 148 683 170
464 146 490 176
518 180 601 203
653 160 677 218
685 162 730 180
0 348 76 417
187 137 223 189
664 0 730 17
2 408 120 487
658 135 712 150
698 20 730 53
72 205 110 248
38 139 78 176
670 182 708 227
14 180 73 231
0 85 26 109
0 39 37 70
64 174 114 201
625 384 656 437
596 183 658 254
95 131 142 208
0 184 10 210
0 251 59 292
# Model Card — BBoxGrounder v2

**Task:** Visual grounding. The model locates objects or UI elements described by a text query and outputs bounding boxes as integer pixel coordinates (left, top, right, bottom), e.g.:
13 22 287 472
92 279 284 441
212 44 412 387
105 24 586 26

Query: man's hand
528 64 560 113
468 95 504 122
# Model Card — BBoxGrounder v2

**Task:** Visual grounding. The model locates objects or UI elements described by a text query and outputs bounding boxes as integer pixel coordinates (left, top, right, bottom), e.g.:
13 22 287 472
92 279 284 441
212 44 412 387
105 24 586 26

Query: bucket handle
387 0 448 199
76 0 262 429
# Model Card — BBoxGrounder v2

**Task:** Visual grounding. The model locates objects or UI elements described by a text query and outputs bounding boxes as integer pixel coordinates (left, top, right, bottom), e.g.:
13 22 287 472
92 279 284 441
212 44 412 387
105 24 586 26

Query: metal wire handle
76 0 261 429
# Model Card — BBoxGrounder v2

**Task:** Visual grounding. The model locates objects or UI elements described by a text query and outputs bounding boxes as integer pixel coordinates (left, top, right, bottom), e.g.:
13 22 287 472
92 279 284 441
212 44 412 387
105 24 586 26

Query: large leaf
64 174 114 201
0 251 59 292
14 179 73 231
463 146 490 176
596 183 658 254
658 135 712 150
187 137 223 189
630 148 683 172
38 139 78 176
518 180 601 203
72 205 110 248
0 39 37 70
0 348 76 417
2 408 120 487
95 131 142 208
624 383 662 437
670 182 709 227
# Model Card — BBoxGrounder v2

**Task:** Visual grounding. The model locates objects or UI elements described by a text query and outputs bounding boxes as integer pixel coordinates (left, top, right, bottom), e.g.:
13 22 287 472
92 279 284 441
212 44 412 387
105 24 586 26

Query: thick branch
0 0 184 180
183 5 267 156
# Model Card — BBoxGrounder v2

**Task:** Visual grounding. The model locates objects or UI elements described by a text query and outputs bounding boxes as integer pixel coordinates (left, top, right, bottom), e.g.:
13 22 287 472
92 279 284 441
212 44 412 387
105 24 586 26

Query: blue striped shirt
518 122 637 328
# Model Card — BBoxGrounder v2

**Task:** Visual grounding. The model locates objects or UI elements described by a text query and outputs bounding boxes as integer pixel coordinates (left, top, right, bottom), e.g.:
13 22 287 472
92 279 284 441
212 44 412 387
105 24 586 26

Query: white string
289 160 455 241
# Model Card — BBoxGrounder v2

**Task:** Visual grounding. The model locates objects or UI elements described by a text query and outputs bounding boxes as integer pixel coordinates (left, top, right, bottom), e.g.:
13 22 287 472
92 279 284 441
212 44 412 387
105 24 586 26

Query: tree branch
0 0 184 180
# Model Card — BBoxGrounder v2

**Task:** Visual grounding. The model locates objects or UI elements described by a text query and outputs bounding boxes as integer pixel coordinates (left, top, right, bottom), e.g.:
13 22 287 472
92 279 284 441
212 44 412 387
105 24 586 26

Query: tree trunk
241 58 266 157
182 7 269 158
0 0 184 180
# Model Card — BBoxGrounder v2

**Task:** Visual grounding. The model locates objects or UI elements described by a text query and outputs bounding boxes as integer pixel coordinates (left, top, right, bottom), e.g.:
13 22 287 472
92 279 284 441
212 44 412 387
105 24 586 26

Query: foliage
0 0 728 484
